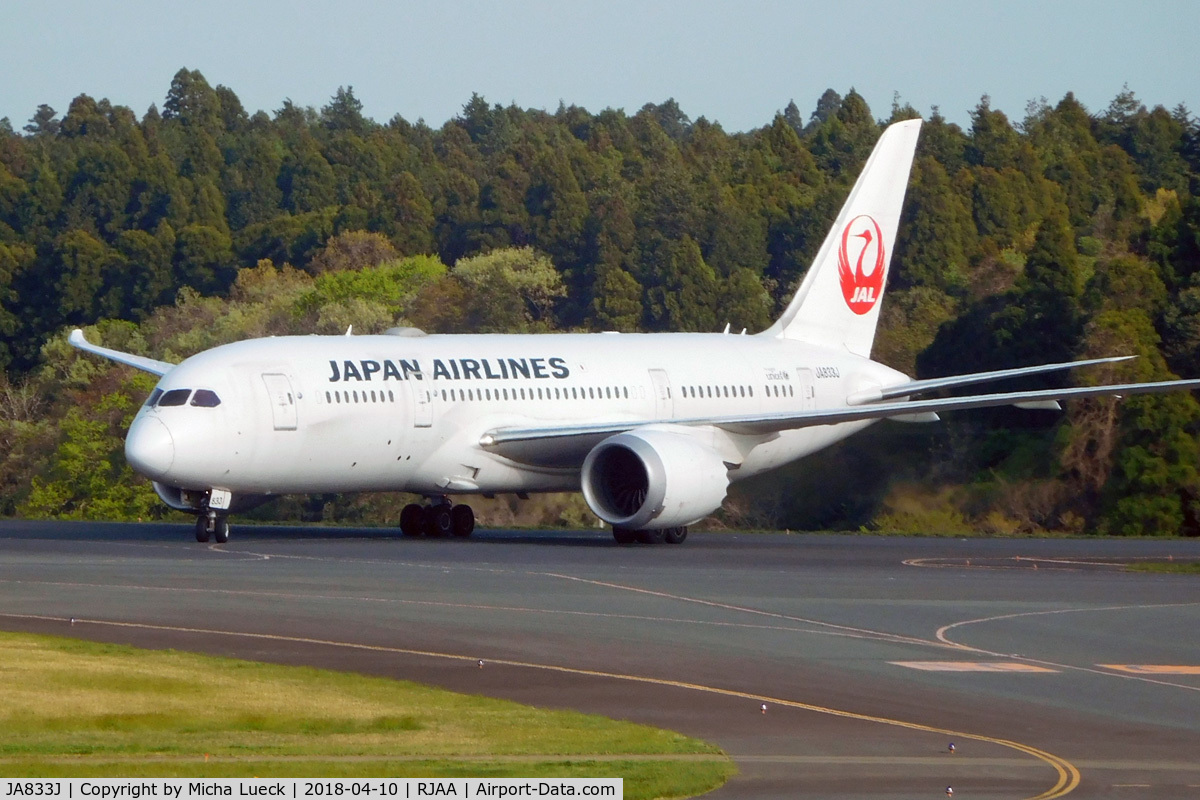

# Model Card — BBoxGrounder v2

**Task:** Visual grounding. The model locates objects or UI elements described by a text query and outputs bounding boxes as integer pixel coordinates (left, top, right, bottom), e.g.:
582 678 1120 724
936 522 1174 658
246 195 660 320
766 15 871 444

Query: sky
2 0 1198 134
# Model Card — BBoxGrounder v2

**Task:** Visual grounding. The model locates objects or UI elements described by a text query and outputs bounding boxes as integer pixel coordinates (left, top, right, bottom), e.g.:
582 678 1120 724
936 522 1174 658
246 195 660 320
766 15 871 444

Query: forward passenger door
261 373 298 431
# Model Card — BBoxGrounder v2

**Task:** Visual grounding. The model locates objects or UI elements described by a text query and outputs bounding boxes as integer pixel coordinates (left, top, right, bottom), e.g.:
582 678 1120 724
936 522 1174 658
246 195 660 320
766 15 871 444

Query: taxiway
1 521 1198 798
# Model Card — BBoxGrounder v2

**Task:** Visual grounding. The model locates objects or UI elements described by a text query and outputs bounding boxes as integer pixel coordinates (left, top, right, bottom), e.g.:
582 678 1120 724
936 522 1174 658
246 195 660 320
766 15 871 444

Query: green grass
1126 561 1200 574
0 633 733 799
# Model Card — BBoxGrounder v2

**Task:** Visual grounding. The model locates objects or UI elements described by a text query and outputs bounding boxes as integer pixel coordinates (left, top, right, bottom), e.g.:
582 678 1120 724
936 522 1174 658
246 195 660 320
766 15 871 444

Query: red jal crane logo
837 215 885 315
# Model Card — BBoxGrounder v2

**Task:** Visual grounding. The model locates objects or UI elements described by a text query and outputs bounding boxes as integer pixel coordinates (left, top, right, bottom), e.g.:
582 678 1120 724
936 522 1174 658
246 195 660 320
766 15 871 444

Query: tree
19 381 160 521
893 156 975 291
639 99 691 141
718 268 772 333
0 243 33 370
174 223 235 292
918 205 1083 377
917 107 968 174
805 89 842 134
703 183 769 278
410 247 564 333
781 100 803 135
526 148 588 264
115 228 174 317
966 96 1022 170
997 204 1084 367
24 105 59 136
1083 311 1200 536
321 86 371 135
643 236 718 332
162 68 222 130
307 230 398 274
54 229 124 322
590 260 642 331
377 171 435 255
1161 272 1200 378
807 89 879 176
160 69 223 180
215 85 248 132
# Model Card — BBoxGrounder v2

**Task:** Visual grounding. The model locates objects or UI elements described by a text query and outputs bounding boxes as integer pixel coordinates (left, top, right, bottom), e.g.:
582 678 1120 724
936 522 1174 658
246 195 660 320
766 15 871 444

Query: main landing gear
195 512 230 544
400 499 475 538
612 526 688 545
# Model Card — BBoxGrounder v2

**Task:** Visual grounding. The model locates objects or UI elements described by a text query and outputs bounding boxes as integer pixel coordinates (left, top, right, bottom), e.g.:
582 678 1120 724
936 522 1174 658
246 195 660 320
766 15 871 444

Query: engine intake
581 428 729 530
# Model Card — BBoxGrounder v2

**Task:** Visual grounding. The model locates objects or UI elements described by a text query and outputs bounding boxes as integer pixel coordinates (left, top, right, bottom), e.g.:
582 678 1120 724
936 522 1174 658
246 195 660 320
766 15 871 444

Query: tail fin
761 118 921 356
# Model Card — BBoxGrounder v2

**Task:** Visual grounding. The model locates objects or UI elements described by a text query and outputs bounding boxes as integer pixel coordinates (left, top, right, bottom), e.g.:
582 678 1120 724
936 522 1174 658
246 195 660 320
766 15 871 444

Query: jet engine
581 428 729 530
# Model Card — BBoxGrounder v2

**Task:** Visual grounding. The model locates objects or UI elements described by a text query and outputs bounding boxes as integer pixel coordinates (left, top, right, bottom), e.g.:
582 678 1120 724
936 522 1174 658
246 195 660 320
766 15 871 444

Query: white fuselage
126 331 909 499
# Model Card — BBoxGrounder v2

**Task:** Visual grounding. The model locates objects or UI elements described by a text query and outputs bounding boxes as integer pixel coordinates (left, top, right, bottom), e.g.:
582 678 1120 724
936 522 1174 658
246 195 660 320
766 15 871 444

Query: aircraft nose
125 416 175 479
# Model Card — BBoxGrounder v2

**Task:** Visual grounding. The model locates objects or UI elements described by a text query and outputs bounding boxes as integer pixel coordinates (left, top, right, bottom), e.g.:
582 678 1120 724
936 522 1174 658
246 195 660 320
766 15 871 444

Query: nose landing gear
399 499 475 538
195 512 230 544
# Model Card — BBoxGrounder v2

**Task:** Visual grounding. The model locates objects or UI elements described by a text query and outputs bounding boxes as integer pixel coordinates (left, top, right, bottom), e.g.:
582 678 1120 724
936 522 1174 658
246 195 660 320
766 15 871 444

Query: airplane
70 118 1200 545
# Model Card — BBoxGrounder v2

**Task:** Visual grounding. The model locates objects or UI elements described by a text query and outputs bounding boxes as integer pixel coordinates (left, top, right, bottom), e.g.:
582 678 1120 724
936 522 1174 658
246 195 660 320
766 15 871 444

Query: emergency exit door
649 369 673 419
409 380 433 428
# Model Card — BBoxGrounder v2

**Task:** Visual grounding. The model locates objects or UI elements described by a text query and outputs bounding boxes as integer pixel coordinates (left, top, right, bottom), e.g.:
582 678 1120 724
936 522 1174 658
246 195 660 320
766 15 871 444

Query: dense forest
1 69 1199 534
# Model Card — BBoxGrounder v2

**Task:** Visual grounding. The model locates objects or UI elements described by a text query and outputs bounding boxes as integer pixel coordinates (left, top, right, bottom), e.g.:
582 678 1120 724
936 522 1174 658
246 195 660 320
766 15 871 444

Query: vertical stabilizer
760 118 921 356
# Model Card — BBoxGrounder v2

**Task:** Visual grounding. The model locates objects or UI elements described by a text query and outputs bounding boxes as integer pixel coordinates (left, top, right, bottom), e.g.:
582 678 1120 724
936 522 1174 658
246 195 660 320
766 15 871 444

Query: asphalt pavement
1 520 1198 798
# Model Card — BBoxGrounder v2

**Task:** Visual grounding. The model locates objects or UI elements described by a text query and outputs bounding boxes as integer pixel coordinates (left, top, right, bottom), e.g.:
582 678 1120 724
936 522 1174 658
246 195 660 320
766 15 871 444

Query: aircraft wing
480 377 1200 463
69 329 176 377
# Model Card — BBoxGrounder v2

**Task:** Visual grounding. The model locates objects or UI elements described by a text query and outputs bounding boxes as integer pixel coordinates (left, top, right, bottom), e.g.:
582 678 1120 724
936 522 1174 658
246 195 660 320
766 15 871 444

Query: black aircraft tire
451 504 475 537
636 529 666 544
663 526 688 544
612 527 637 545
400 504 425 537
213 518 230 544
426 504 453 538
194 517 211 543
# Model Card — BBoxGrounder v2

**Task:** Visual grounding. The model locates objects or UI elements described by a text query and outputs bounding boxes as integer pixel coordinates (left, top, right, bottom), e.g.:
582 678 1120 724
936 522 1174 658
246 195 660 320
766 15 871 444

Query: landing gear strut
399 500 475 538
195 512 230 544
613 525 687 545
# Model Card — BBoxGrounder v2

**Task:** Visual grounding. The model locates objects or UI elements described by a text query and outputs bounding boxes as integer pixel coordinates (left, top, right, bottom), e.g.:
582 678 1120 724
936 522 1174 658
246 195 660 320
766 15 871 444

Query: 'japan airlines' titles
328 356 571 383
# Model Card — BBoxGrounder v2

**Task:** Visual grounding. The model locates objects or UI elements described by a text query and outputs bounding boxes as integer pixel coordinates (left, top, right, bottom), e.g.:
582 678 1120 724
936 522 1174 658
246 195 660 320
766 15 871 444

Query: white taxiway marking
891 661 1059 673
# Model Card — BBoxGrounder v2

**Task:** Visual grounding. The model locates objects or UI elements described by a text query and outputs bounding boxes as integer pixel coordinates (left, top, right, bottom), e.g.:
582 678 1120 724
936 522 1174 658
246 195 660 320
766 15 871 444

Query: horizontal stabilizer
846 355 1135 405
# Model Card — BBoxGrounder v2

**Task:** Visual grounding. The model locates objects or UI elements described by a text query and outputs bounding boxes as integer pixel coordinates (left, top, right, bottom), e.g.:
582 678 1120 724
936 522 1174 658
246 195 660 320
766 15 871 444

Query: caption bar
2 780 622 800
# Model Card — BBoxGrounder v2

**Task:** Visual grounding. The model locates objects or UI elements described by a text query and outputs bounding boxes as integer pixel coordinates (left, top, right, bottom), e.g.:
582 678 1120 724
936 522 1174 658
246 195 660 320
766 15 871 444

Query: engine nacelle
581 428 729 530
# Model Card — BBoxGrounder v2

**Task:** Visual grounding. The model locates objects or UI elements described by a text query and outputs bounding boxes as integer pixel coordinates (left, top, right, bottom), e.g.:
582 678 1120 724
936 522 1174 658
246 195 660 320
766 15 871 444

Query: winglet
69 328 176 376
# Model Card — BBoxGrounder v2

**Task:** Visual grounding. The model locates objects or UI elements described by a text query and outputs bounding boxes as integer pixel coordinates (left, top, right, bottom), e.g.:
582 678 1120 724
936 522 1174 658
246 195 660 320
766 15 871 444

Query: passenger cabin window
191 389 221 407
158 388 191 407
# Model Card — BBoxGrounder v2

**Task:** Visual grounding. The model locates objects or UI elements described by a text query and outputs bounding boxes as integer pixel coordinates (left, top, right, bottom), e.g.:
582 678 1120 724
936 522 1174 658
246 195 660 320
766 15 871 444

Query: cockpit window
191 389 221 407
145 388 163 407
158 388 192 407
